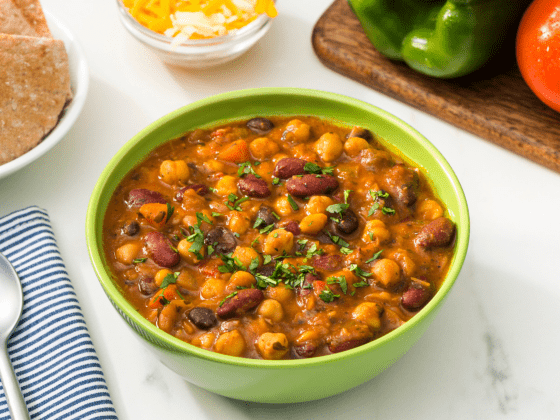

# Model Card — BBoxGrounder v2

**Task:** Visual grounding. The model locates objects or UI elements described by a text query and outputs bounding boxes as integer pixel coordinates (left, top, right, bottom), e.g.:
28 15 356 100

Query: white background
1 0 560 418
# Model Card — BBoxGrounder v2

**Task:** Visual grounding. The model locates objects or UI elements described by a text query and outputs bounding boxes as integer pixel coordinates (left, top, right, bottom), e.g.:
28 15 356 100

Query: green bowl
86 88 469 403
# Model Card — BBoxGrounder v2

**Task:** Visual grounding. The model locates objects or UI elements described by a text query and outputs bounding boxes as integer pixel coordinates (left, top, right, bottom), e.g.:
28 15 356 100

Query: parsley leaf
319 287 340 303
226 193 251 211
365 249 384 263
219 291 238 307
160 272 180 289
327 275 348 294
132 258 147 264
237 161 261 178
349 264 372 281
287 194 299 211
304 162 335 175
165 203 174 223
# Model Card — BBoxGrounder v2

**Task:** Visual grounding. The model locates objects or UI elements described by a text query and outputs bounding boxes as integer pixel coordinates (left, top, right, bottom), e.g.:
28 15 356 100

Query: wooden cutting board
312 0 560 174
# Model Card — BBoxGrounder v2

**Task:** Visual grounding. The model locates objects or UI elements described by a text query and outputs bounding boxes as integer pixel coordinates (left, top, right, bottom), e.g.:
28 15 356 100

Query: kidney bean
401 282 432 311
123 220 140 236
127 188 166 208
217 288 264 319
238 174 270 198
273 158 307 179
334 209 359 235
382 164 419 207
247 117 274 135
312 254 343 272
175 184 210 201
286 174 339 197
415 217 456 248
205 227 237 254
188 307 217 330
282 220 301 236
255 205 277 227
145 231 180 268
348 126 373 142
293 342 317 358
138 276 158 296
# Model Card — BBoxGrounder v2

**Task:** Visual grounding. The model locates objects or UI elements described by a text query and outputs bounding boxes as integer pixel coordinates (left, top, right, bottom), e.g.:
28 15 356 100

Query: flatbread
0 34 72 165
0 0 51 37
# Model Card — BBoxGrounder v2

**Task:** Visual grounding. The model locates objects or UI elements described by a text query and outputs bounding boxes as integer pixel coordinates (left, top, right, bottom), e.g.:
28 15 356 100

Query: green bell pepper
348 0 531 78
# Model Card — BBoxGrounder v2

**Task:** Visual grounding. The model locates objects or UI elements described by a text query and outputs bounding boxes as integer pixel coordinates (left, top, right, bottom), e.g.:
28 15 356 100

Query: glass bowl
116 0 273 68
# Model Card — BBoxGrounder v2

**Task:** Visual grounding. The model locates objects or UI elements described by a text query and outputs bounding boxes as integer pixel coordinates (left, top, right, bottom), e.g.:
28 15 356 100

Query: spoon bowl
0 252 30 419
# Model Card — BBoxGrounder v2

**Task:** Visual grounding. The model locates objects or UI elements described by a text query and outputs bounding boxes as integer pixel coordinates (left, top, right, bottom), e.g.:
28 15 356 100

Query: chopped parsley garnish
132 258 147 264
365 249 384 264
272 177 281 186
186 212 208 259
287 194 299 211
218 253 246 273
253 217 275 234
238 161 261 178
226 193 251 211
165 203 175 222
250 237 260 248
340 247 353 255
326 189 352 222
248 257 260 273
349 264 372 281
368 190 394 216
304 162 336 176
319 287 340 303
325 231 350 248
219 291 238 307
160 272 180 289
211 212 223 218
327 275 348 294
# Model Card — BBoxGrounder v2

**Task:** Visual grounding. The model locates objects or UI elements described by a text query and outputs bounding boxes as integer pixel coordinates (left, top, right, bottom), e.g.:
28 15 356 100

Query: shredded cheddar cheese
123 0 277 39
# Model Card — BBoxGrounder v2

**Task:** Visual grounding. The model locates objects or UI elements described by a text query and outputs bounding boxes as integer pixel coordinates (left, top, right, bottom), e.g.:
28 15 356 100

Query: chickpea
305 195 334 215
214 175 238 196
232 246 261 269
295 330 319 344
284 119 311 143
372 259 401 289
177 239 205 264
390 249 416 277
154 269 173 286
115 243 141 265
344 136 370 157
158 300 188 333
314 132 343 162
227 271 256 292
176 271 198 290
274 196 295 216
265 283 294 304
196 145 214 160
182 188 207 211
250 137 280 159
299 213 328 235
214 330 246 357
192 332 215 349
257 299 284 322
160 160 190 184
254 161 275 182
200 278 226 299
263 229 294 256
228 212 251 235
203 160 224 173
416 199 443 221
363 220 391 244
352 302 383 330
257 332 289 360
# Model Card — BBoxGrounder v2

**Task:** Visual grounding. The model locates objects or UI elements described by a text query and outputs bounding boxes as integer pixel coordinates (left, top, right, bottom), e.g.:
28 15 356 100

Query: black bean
138 277 158 296
348 126 373 142
247 117 274 135
123 220 140 236
204 227 237 254
255 205 277 227
335 209 359 235
188 307 217 330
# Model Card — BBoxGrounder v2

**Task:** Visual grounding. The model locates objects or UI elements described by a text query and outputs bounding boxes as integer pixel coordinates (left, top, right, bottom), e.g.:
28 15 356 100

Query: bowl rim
115 0 272 50
0 10 89 180
86 87 470 369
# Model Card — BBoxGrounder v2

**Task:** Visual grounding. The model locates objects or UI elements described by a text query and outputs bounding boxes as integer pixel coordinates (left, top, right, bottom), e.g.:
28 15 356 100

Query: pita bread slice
0 0 51 37
0 33 72 165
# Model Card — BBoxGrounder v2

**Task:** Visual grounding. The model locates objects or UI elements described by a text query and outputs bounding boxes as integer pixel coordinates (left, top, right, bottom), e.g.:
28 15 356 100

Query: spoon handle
0 342 30 420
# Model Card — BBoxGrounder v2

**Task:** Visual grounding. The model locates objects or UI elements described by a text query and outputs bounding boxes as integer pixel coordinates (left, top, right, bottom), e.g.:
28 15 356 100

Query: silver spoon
0 252 30 420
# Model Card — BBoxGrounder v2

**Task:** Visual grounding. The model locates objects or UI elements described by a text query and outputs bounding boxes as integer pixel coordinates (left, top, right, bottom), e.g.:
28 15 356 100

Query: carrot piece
218 140 251 163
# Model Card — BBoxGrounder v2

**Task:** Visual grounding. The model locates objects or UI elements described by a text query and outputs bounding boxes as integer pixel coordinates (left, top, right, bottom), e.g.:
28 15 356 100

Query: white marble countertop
1 0 559 418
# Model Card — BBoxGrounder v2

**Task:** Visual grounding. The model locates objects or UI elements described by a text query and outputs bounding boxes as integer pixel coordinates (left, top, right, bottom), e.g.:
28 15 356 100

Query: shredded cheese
123 0 277 39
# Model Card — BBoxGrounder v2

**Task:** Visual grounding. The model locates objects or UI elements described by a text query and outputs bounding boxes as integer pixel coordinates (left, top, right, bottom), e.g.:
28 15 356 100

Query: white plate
0 10 89 179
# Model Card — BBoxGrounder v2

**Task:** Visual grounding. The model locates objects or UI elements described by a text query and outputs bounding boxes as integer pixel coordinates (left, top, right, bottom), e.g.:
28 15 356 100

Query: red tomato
516 0 560 113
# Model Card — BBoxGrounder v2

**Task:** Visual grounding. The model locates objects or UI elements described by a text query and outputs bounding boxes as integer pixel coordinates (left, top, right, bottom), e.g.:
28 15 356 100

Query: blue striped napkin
0 206 118 420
